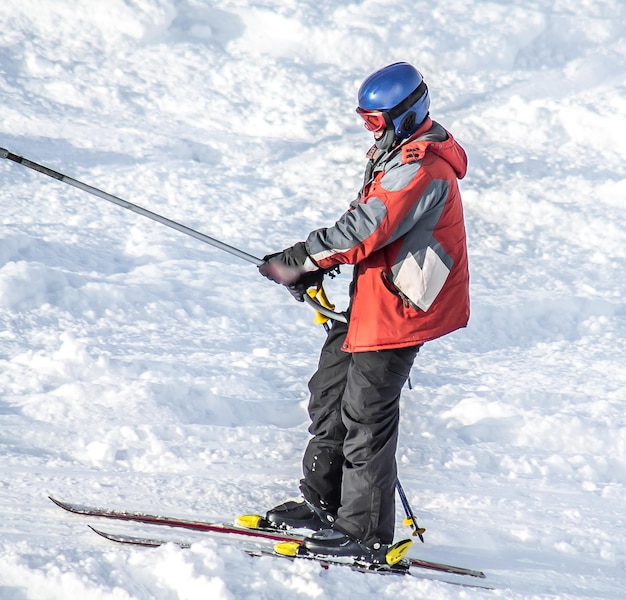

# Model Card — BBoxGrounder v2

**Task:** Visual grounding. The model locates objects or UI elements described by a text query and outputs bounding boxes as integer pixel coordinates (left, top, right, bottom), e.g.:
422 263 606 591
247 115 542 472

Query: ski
89 525 192 548
50 496 485 579
49 496 301 543
88 526 494 590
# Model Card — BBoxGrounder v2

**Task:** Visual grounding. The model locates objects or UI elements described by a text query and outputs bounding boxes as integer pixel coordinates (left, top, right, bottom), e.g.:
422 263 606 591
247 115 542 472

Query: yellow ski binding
274 541 301 557
235 514 264 529
385 538 413 565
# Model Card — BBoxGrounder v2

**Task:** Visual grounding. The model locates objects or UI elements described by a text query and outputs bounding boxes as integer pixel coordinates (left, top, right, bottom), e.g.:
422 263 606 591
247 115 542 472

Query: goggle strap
387 79 428 121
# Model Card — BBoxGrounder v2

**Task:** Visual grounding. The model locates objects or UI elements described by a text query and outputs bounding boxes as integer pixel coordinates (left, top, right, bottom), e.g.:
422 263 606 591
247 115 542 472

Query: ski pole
1 147 347 323
396 479 425 542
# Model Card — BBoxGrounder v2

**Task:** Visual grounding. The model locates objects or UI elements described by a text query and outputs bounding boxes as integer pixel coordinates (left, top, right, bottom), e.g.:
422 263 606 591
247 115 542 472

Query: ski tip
48 496 85 515
48 496 68 510
386 538 413 566
274 541 301 557
235 514 266 529
88 525 111 540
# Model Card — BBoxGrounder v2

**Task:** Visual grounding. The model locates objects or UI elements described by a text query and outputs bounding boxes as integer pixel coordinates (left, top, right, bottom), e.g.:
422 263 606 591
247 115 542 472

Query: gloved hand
258 242 316 286
286 270 325 302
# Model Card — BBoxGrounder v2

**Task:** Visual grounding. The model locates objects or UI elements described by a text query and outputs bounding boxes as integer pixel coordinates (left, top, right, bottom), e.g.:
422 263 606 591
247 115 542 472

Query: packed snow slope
1 0 626 598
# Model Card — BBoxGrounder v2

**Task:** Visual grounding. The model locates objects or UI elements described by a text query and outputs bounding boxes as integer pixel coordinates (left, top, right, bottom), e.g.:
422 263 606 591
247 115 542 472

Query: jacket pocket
381 270 420 312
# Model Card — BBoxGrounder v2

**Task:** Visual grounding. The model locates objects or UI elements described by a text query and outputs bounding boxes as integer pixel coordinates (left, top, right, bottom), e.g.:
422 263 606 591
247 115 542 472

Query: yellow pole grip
307 285 335 325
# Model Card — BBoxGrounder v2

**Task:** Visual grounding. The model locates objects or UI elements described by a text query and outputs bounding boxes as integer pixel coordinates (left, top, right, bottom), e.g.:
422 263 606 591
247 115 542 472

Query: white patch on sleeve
394 246 450 311
303 256 319 272
308 248 342 263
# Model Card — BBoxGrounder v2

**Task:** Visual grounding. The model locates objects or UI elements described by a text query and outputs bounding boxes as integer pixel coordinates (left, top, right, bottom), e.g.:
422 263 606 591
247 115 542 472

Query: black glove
286 270 325 302
258 242 313 285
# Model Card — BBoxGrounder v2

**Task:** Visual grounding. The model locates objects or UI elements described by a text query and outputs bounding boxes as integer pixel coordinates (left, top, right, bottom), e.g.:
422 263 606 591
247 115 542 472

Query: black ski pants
299 320 419 547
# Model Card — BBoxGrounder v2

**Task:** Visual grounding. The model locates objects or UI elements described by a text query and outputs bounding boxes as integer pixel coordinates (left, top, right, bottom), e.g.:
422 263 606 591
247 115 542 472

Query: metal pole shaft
1 147 262 266
1 147 348 324
396 479 425 542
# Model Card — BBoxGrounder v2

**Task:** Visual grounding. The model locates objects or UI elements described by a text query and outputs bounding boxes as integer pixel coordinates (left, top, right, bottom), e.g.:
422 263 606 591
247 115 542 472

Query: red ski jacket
305 119 470 352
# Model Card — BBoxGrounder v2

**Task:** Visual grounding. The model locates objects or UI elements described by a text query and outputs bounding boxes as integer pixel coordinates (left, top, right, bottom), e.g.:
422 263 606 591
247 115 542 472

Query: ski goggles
355 107 390 132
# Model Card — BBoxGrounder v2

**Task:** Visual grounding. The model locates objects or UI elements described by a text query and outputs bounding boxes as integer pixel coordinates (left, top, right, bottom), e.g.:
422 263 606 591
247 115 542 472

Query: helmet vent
400 112 416 133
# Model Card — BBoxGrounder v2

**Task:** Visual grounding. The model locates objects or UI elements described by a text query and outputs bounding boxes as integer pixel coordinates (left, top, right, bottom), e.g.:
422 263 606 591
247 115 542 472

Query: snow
1 0 626 598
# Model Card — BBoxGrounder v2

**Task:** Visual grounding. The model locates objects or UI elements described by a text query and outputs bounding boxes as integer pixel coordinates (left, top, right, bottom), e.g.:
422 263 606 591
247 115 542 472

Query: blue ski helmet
357 62 430 140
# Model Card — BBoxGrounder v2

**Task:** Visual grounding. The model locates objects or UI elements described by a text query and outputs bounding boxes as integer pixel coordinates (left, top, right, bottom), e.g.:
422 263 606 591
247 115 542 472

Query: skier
258 62 470 561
